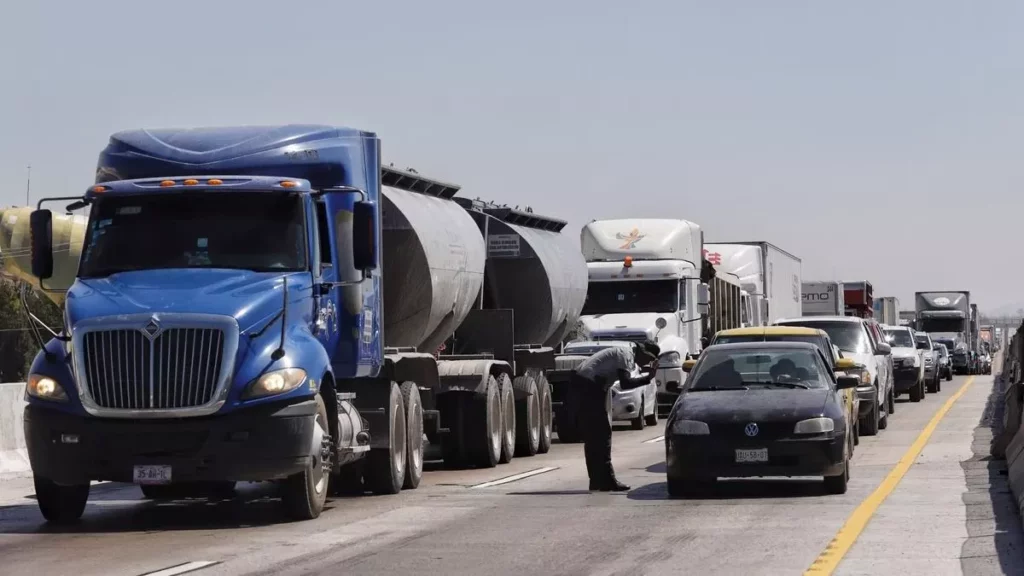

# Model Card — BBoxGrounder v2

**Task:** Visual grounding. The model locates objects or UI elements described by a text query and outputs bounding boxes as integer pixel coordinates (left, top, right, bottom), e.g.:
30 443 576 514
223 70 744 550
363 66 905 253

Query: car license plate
133 465 172 485
735 448 768 463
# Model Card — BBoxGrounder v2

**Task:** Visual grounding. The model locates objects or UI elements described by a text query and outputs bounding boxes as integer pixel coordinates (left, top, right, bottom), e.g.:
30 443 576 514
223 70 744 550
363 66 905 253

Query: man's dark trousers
571 374 614 484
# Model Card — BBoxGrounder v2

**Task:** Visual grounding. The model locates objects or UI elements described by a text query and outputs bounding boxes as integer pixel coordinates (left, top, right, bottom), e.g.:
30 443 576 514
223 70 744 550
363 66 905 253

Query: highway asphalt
0 373 1021 576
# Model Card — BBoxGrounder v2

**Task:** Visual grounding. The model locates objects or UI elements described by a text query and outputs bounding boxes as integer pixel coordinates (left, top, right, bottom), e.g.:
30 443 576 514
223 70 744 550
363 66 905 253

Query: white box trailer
874 296 900 326
705 241 802 326
802 281 845 316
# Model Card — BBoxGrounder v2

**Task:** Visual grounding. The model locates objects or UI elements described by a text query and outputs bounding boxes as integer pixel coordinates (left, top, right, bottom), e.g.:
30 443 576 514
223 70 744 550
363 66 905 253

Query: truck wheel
497 374 516 464
34 476 89 524
514 375 541 457
470 376 502 468
860 396 880 436
536 373 553 454
631 398 645 430
400 381 424 490
281 391 332 520
365 382 407 495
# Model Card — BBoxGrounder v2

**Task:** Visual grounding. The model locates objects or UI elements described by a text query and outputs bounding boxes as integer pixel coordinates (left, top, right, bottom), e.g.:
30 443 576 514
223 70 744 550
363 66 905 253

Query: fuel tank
467 209 587 347
381 187 486 353
0 207 87 306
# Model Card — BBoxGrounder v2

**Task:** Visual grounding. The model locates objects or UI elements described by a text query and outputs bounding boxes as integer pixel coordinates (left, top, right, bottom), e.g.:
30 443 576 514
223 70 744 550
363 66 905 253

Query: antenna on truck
272 277 287 361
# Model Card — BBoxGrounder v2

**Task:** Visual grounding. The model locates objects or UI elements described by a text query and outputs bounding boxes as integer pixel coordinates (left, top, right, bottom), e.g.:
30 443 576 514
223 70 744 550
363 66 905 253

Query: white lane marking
643 435 665 444
469 466 558 489
139 561 220 576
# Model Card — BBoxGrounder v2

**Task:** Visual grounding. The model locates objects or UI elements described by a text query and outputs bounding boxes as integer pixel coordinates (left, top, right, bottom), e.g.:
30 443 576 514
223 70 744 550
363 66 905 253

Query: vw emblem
744 423 759 437
142 319 161 339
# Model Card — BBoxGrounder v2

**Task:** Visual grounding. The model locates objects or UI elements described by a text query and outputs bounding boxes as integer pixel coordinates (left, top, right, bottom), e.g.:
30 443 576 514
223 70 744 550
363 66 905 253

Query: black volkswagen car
665 342 857 497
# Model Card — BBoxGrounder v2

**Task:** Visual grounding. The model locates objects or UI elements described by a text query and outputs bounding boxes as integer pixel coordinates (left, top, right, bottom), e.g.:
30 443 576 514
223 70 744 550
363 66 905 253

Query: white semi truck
703 241 802 326
579 218 746 416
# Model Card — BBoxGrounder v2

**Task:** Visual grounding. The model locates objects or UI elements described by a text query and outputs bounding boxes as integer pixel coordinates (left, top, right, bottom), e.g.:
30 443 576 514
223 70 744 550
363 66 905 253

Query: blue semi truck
22 125 587 523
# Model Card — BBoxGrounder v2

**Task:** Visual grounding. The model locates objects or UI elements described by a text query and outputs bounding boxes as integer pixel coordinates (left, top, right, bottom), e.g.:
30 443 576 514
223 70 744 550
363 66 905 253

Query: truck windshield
582 279 679 315
79 192 306 277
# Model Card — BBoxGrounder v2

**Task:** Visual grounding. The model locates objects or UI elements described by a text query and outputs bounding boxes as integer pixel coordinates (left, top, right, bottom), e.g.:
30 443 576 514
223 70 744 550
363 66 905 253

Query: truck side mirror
655 317 668 330
352 201 377 271
697 283 710 315
30 209 54 280
875 342 891 356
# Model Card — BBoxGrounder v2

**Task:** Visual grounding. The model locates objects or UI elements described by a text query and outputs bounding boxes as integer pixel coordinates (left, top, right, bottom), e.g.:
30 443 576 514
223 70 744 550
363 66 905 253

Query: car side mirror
30 209 54 280
875 342 891 356
682 359 696 373
836 375 859 390
352 201 378 271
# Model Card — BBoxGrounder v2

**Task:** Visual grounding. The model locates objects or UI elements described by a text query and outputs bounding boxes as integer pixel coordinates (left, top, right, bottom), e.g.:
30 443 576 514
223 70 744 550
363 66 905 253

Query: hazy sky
2 1 1023 313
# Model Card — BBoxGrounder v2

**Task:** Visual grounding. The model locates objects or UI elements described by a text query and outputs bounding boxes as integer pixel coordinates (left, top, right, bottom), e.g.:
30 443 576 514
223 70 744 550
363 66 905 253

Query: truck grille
83 328 225 410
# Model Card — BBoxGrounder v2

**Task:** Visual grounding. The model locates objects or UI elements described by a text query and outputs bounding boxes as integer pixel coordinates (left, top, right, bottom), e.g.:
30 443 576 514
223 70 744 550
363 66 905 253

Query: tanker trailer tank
0 206 87 306
380 186 486 354
452 198 588 455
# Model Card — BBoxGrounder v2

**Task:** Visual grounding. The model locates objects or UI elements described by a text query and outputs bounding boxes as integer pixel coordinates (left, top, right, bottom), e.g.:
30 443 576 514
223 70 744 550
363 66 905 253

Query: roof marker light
183 179 199 186
280 180 298 188
159 180 175 187
624 256 633 268
207 179 223 185
91 185 108 193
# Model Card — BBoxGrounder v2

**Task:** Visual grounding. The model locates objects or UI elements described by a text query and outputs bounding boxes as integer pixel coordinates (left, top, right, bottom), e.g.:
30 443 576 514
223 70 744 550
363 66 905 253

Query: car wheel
927 375 938 394
853 418 860 446
824 461 849 495
860 396 880 436
910 380 923 402
887 387 895 415
631 398 645 431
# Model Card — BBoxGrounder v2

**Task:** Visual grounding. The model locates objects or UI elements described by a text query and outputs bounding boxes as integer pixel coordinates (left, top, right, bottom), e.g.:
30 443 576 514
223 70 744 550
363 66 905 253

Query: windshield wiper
691 386 749 391
763 382 810 389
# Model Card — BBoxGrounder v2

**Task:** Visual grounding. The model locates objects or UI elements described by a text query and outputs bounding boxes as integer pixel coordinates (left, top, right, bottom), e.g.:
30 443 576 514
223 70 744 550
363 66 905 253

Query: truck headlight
794 417 834 434
671 419 710 435
27 374 68 402
243 368 308 400
659 351 681 368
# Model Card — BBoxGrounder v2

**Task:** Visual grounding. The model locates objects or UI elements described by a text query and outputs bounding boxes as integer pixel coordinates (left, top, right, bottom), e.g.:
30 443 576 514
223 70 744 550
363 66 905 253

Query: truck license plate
133 465 172 485
735 448 768 463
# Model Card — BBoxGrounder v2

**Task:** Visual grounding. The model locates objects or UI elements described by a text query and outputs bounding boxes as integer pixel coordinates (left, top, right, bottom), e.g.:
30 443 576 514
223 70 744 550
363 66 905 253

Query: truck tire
331 460 365 496
860 396 880 436
365 382 407 495
514 374 541 457
497 374 516 464
34 476 89 525
470 375 502 468
536 373 553 454
400 381 424 490
281 391 332 520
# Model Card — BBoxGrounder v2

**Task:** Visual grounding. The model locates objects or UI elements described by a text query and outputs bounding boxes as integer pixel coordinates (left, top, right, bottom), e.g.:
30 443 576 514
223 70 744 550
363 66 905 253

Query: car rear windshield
884 329 915 348
689 347 829 390
777 321 871 355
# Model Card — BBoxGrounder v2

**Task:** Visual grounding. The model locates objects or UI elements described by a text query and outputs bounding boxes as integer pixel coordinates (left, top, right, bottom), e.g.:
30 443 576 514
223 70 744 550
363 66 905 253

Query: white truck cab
579 219 710 411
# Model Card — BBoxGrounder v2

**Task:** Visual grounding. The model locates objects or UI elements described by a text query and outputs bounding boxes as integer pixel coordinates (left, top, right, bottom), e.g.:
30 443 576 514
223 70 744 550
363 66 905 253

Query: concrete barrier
0 382 29 478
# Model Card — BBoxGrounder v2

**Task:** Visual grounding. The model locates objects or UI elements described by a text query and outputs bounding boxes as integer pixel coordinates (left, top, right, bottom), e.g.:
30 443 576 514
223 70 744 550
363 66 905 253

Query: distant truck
801 281 845 316
899 310 917 329
844 281 874 318
874 297 900 326
704 241 802 327
915 291 972 374
580 218 743 416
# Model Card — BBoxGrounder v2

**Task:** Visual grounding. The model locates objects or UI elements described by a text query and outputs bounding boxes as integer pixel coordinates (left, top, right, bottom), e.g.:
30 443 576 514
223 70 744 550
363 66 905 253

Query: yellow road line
804 376 977 575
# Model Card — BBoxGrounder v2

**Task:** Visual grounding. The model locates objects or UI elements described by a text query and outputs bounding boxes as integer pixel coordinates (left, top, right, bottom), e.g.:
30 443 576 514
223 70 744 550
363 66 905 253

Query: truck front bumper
24 399 317 486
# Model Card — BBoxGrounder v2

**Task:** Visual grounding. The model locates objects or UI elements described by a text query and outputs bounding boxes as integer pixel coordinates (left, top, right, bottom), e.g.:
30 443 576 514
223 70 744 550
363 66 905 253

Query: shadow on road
626 478 829 501
959 373 1024 575
0 482 389 535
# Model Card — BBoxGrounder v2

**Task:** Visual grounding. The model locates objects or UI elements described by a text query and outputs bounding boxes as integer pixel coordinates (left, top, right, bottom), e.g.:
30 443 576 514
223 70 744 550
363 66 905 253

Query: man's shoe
589 479 631 491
